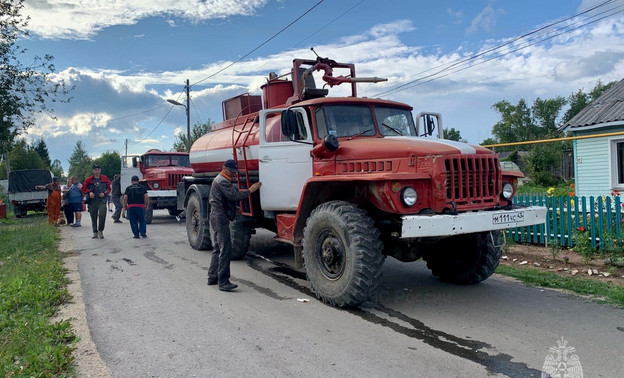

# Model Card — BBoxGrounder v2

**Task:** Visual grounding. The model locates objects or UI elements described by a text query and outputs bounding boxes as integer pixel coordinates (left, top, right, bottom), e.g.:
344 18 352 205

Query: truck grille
168 173 185 188
444 156 499 205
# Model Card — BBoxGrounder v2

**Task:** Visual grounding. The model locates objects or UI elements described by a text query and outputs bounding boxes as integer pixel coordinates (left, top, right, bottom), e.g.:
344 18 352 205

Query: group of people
37 159 261 294
37 164 150 240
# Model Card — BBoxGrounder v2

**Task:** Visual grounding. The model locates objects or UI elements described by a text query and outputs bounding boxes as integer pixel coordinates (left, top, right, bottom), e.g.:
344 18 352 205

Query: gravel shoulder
52 226 112 378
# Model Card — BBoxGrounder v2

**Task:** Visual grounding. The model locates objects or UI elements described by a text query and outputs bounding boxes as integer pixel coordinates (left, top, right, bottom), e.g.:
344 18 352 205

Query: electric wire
191 0 325 87
373 5 624 97
136 0 328 149
367 0 618 98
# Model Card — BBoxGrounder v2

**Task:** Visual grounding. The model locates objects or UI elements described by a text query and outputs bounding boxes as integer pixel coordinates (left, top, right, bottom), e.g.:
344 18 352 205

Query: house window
613 139 624 187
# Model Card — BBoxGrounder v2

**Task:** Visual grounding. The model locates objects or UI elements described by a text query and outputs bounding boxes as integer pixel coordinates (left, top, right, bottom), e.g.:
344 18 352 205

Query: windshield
375 106 417 136
315 104 416 138
316 105 375 138
144 155 190 168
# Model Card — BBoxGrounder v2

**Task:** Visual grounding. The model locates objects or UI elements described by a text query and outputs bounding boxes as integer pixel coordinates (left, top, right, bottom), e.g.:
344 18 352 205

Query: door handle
259 156 272 163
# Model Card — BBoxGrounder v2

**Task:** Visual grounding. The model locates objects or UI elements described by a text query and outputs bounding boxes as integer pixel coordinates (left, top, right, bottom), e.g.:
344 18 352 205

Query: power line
191 0 325 87
373 5 624 97
367 0 618 98
146 0 329 148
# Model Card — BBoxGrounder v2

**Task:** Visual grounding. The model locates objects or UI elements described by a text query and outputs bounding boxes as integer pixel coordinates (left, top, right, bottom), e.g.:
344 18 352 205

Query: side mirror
281 110 297 139
323 134 339 152
132 157 138 168
425 115 436 136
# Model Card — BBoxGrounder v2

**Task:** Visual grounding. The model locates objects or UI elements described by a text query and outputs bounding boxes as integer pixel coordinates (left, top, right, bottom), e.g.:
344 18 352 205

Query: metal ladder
231 114 257 216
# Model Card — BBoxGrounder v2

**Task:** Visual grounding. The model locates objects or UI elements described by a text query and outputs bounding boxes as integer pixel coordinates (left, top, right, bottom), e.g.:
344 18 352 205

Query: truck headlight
153 182 159 189
501 183 513 199
401 186 417 207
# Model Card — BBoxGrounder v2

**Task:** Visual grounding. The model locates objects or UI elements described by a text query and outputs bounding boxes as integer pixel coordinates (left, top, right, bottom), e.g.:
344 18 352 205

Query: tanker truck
177 55 547 307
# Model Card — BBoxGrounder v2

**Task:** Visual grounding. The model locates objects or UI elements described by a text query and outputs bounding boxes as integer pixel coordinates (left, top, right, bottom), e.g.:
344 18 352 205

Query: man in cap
123 175 149 239
208 159 261 291
81 164 112 239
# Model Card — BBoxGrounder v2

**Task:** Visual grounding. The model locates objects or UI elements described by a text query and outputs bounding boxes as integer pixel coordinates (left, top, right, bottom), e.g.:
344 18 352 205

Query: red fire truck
121 149 193 223
177 55 546 307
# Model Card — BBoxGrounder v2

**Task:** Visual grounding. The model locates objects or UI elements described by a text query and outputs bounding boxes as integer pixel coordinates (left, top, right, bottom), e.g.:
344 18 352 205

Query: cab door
258 108 313 211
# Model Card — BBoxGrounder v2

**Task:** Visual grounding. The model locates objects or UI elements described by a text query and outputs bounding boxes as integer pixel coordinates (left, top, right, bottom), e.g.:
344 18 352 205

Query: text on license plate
492 211 524 225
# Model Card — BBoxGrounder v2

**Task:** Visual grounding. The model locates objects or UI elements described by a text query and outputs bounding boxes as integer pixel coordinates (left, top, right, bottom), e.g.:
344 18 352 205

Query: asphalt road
67 210 623 377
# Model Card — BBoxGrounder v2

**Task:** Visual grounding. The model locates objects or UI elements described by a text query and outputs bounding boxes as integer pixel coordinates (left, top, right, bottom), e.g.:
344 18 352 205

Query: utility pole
166 80 191 151
185 79 191 152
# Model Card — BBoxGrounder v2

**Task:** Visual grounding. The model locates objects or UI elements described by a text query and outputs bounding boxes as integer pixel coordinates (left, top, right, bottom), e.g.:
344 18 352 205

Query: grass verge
0 215 76 377
496 265 624 307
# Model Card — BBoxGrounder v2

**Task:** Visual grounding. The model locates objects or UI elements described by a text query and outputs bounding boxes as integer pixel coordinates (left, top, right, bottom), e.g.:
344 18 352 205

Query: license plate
492 211 524 225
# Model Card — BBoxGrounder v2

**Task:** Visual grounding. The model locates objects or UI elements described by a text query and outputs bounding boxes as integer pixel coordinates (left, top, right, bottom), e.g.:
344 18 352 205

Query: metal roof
561 78 624 131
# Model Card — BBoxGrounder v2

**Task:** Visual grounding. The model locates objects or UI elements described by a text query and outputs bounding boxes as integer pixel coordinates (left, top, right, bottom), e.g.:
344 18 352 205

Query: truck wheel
14 206 24 218
145 206 153 224
230 217 252 260
424 231 502 284
186 192 212 250
302 201 384 307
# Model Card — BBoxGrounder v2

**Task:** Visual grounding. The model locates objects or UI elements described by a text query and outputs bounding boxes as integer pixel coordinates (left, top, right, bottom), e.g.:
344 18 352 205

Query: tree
50 159 64 180
443 127 467 142
92 151 121 178
0 139 45 178
68 141 92 181
0 0 71 168
488 97 568 185
532 97 566 136
490 99 539 150
563 80 617 124
33 138 52 168
172 121 214 152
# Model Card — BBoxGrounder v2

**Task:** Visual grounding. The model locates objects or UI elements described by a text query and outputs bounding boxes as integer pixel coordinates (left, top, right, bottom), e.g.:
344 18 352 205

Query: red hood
335 137 493 160
143 166 194 177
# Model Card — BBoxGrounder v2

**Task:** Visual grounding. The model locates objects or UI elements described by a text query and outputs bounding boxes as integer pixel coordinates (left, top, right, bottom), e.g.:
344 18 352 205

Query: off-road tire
186 192 212 250
424 231 502 284
302 201 385 307
145 205 154 224
230 216 252 260
14 205 25 218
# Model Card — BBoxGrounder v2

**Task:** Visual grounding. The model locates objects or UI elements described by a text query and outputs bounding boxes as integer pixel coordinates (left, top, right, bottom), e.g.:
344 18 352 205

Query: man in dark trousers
82 164 111 239
110 174 123 223
208 159 261 291
123 175 149 239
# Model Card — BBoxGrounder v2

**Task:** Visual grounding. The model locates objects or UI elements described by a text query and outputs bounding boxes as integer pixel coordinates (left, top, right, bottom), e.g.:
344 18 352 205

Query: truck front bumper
147 190 177 208
400 205 547 238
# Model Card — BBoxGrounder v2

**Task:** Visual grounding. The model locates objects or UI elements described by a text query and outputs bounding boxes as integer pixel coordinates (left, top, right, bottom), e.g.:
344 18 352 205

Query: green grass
0 216 76 377
496 265 624 307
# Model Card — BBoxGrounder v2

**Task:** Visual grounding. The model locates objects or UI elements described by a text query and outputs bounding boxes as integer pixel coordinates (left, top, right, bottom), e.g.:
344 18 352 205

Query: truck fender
185 183 211 217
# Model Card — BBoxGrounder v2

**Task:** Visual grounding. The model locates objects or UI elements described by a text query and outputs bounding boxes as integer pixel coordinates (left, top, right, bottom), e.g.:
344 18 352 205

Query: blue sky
16 0 624 172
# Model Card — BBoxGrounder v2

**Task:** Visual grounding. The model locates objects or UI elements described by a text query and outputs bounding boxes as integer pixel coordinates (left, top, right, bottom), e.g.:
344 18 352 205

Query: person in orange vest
35 177 62 225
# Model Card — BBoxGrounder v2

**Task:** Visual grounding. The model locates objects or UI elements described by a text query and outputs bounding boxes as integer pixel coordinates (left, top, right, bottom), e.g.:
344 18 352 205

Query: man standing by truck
208 159 261 291
82 164 111 239
123 175 149 239
110 174 123 223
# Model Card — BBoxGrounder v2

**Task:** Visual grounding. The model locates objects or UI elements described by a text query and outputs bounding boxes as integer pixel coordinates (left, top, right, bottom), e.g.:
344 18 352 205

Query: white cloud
24 0 270 39
467 5 504 34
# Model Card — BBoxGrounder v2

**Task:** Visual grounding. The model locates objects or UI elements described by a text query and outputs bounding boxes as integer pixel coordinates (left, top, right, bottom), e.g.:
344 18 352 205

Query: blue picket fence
508 194 623 250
